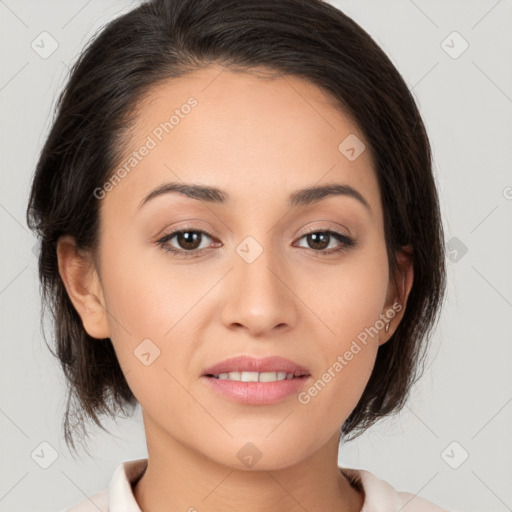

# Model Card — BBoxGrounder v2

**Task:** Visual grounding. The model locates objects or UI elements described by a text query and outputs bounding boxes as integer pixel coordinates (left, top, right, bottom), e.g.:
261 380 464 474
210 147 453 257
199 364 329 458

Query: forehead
105 65 382 221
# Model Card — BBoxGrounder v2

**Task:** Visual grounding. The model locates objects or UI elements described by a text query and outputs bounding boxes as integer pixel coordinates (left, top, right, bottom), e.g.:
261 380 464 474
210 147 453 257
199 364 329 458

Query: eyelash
156 226 356 259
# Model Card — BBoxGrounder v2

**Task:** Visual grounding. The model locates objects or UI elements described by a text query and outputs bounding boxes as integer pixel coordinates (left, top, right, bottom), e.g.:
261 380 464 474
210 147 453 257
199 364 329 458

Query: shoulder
64 458 147 512
65 489 109 511
340 466 448 512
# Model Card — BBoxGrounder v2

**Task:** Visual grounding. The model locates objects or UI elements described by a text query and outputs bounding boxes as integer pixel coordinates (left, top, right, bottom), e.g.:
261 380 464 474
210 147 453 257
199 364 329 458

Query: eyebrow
137 181 372 214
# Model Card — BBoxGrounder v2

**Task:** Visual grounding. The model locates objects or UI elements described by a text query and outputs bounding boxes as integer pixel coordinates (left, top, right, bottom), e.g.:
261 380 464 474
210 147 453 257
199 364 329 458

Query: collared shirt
65 458 447 511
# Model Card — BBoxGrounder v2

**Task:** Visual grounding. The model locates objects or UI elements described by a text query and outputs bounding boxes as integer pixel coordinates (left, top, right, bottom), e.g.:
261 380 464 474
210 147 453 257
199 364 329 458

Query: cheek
298 243 388 407
97 237 209 396
303 247 389 345
99 232 199 338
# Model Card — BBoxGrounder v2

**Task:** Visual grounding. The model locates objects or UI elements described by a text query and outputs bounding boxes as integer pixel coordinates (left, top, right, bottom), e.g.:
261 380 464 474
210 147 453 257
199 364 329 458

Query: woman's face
64 65 411 470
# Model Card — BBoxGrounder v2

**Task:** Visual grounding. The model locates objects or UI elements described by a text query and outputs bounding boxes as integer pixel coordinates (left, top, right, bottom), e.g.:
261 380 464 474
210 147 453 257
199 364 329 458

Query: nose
220 240 298 337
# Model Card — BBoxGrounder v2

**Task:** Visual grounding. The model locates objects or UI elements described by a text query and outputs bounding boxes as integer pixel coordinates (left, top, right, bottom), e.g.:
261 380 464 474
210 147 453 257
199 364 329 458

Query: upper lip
202 355 310 377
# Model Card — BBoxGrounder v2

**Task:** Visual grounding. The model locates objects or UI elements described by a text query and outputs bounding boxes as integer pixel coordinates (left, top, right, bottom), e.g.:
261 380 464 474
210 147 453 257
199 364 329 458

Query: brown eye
295 230 356 255
174 231 203 250
305 232 330 250
157 228 216 258
156 227 355 259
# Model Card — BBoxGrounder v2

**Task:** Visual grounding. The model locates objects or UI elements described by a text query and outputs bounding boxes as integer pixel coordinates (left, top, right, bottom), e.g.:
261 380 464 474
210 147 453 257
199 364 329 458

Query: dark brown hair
26 0 446 456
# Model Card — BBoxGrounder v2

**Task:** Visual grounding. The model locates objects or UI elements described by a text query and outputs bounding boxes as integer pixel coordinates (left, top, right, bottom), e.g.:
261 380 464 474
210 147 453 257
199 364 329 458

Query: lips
202 355 310 378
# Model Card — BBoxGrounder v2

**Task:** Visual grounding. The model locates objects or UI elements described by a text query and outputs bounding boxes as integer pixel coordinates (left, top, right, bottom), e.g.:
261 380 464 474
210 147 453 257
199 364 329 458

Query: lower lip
201 375 311 405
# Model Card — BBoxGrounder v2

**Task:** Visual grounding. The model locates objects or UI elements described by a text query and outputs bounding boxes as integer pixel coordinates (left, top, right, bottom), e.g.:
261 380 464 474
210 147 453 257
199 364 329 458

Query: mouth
205 370 310 382
201 355 311 382
201 356 312 405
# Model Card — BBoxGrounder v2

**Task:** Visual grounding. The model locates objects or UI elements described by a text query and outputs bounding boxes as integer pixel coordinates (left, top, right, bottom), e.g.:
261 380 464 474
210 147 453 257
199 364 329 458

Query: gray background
1 1 511 511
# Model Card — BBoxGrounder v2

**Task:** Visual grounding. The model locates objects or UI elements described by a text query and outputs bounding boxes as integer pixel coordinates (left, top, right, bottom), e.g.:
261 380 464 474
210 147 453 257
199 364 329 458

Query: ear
56 235 110 340
379 245 414 346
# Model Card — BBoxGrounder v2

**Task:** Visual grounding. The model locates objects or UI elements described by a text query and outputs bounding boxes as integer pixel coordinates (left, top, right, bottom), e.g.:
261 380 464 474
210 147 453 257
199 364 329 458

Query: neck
133 416 364 512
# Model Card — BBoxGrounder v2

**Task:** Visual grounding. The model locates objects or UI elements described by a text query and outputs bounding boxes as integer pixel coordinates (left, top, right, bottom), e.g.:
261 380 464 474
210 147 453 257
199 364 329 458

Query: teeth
213 371 297 382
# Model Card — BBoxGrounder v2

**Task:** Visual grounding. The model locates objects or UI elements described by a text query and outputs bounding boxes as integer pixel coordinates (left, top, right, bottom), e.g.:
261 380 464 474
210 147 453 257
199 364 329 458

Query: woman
26 0 447 510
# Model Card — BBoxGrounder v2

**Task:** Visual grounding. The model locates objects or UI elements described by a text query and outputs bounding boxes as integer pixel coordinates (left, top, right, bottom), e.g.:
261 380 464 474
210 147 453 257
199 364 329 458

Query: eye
156 227 356 258
156 227 217 258
294 229 356 256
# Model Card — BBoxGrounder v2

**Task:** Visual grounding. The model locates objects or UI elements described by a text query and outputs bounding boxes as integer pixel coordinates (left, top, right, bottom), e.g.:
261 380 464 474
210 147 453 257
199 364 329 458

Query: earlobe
379 245 414 345
56 235 110 340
